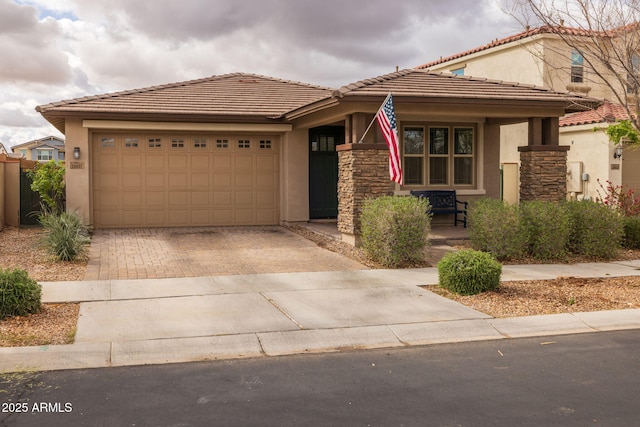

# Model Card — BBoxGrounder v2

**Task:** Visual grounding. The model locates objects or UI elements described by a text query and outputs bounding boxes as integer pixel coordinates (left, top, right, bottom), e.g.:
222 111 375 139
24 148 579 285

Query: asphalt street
1 330 639 427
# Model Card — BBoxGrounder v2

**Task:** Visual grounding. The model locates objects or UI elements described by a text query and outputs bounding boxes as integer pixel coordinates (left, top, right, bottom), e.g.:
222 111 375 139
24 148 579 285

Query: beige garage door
92 133 279 228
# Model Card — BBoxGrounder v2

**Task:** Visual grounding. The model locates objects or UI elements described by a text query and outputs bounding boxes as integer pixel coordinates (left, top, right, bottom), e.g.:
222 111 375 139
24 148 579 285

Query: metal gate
19 169 41 225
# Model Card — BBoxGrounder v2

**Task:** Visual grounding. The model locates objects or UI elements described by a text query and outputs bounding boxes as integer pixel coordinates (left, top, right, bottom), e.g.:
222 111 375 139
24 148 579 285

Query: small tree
507 0 640 139
28 160 65 215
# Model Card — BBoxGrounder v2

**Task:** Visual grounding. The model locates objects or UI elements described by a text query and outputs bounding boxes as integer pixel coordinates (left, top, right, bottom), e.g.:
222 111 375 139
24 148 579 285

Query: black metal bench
410 190 467 227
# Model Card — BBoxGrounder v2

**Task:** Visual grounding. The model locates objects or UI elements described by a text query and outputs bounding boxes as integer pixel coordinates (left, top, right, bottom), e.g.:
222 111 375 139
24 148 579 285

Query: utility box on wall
567 161 583 193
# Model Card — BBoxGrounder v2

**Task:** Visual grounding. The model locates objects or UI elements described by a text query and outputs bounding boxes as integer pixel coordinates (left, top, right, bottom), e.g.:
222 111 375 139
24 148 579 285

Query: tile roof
37 73 334 132
560 101 631 126
417 25 600 70
330 69 600 112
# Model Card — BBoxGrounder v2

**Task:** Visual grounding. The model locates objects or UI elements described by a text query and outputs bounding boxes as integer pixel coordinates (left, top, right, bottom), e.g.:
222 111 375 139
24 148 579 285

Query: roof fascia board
82 120 292 133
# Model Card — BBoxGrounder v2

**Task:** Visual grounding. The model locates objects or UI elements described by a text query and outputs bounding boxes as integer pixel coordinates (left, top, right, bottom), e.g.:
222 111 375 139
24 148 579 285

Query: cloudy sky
0 0 522 148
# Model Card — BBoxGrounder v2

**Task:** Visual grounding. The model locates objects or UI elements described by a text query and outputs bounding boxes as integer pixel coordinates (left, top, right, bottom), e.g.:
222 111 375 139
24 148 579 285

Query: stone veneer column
336 143 393 245
518 145 569 202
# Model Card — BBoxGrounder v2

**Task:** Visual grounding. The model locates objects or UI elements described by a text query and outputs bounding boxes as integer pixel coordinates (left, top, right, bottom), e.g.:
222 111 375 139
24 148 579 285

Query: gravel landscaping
1 226 639 347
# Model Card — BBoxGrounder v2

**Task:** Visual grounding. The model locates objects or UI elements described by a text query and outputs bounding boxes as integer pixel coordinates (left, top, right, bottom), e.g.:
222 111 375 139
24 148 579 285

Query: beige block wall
0 162 4 229
2 162 20 227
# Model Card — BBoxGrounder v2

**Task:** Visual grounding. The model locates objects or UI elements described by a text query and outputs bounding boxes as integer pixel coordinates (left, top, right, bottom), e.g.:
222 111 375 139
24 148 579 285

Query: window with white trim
37 149 53 161
402 124 475 187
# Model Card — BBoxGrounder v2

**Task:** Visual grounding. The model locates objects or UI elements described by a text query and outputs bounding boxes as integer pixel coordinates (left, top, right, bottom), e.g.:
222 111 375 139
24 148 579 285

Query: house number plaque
69 162 84 169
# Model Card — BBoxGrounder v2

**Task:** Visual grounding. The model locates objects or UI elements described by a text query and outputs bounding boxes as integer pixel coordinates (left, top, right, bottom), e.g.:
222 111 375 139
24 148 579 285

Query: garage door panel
146 173 165 187
93 133 279 228
168 210 189 225
168 191 188 206
97 173 119 189
122 192 143 207
190 210 211 225
169 155 188 170
143 210 165 226
122 155 142 170
146 191 165 206
213 155 231 169
168 173 188 188
235 155 253 169
122 173 142 187
214 173 232 186
191 156 210 169
256 156 277 171
256 208 277 224
235 209 254 224
191 172 210 187
121 210 143 227
235 173 254 187
235 191 253 206
146 155 165 170
192 191 210 206
94 210 120 227
96 191 119 209
256 190 276 206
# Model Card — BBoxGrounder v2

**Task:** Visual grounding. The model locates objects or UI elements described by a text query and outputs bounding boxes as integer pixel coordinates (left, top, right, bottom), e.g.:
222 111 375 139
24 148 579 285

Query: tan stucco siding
428 42 546 87
64 119 91 224
560 124 617 200
280 128 310 222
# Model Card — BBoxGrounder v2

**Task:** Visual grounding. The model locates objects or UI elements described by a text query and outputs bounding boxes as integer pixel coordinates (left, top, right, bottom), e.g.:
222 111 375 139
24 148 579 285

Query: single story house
36 69 598 243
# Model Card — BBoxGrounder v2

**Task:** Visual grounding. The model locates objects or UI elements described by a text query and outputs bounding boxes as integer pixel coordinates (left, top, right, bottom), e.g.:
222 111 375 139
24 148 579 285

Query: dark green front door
309 126 343 218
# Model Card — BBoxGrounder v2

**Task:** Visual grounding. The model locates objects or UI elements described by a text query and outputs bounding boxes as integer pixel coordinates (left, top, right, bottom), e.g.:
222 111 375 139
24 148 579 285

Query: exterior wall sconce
613 145 623 159
73 147 80 159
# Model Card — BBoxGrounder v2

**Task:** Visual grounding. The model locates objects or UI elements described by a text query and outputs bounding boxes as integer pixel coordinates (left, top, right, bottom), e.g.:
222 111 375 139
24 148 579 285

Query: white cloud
0 0 522 147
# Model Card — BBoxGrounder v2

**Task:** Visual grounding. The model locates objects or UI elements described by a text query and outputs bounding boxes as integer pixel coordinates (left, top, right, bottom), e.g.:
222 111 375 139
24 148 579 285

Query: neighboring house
35 70 596 242
419 25 638 202
0 143 10 155
11 136 65 162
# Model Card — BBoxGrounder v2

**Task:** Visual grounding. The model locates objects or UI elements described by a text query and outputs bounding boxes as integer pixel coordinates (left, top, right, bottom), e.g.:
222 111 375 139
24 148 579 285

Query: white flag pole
357 93 392 143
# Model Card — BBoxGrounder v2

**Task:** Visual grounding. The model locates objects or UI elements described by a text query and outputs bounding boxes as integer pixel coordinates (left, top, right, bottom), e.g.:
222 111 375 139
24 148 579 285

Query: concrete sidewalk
1 261 640 373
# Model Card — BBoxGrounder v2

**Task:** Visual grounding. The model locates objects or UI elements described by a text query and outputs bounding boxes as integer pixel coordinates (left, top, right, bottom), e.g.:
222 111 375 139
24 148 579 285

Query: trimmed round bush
0 268 42 320
468 198 526 260
360 195 431 268
437 249 502 295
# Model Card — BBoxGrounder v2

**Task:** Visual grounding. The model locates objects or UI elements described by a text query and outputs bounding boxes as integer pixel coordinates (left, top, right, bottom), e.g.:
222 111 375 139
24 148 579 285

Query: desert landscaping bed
1 226 640 347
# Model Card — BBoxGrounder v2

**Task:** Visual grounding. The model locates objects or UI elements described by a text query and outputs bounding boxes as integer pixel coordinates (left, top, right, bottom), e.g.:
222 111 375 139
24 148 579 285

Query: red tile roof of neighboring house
560 101 631 126
417 25 602 70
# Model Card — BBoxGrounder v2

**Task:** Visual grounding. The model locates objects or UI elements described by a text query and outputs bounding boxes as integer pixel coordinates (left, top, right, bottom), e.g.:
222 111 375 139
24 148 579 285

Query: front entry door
309 126 343 218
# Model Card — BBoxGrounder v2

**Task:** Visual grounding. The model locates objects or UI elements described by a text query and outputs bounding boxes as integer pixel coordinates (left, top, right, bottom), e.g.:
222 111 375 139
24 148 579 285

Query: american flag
376 94 402 184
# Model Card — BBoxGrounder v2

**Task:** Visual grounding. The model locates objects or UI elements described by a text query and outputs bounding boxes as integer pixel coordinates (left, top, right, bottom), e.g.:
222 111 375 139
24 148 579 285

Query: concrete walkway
1 261 639 373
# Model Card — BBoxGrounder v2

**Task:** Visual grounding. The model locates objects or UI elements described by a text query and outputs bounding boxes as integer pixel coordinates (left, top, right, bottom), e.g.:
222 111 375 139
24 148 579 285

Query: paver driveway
84 226 366 280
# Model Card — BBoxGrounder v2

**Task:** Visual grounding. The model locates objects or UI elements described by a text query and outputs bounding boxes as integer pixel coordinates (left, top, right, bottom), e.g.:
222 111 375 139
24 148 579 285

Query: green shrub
520 201 570 260
360 195 431 267
27 160 65 215
437 249 502 295
0 268 42 320
468 198 526 260
39 211 90 261
623 216 640 249
566 200 623 259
